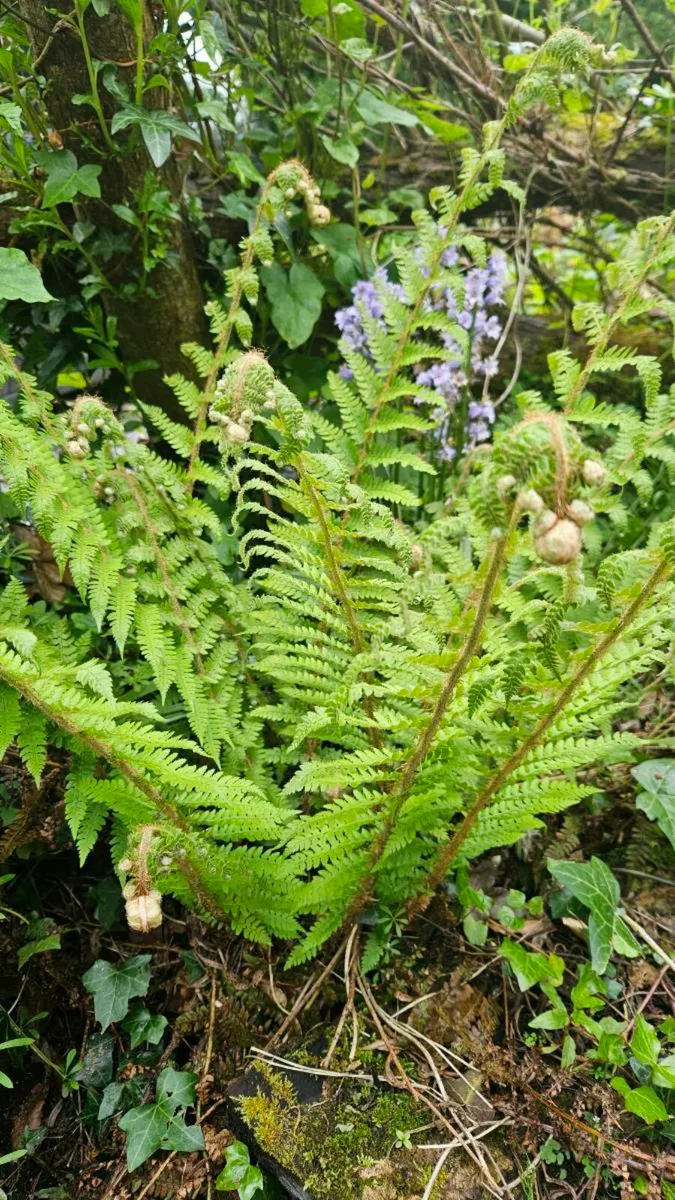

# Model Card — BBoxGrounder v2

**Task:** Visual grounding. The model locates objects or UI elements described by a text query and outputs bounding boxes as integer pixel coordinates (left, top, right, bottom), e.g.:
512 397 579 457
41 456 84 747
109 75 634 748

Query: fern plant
1 30 675 965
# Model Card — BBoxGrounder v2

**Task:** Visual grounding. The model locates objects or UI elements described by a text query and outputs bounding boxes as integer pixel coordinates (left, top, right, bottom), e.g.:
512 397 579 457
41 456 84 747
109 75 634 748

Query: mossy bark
227 1060 507 1199
17 0 208 419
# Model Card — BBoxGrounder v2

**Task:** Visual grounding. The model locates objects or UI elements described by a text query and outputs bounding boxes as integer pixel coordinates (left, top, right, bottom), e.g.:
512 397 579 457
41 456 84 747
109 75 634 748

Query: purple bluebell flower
473 310 502 340
486 253 506 306
334 235 507 465
478 355 499 379
464 268 489 310
335 304 369 352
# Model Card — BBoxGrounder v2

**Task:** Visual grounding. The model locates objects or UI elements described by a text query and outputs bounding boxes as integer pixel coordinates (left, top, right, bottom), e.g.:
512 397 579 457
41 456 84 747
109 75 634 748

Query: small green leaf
0 249 54 304
0 1149 27 1164
356 89 418 126
0 102 22 133
560 1034 576 1069
415 111 469 142
140 123 171 169
529 1006 568 1030
500 940 565 991
83 955 152 1030
593 1030 626 1066
633 759 675 850
110 106 199 167
630 1014 661 1068
340 37 373 62
463 913 488 947
98 1080 126 1120
652 1053 675 1089
260 263 325 349
195 99 236 132
118 1100 170 1171
311 222 362 287
18 930 61 969
503 52 534 72
611 1079 668 1124
320 133 359 168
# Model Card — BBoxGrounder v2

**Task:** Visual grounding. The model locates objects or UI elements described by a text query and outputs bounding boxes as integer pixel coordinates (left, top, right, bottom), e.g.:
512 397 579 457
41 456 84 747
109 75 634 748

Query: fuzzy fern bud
119 827 163 932
125 889 163 933
582 459 606 485
567 499 594 526
267 159 331 227
518 488 545 514
535 516 582 564
209 351 276 449
496 473 517 499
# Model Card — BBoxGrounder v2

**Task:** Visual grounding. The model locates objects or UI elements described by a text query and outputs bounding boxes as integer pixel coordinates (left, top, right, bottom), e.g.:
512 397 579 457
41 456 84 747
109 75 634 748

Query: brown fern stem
342 526 512 925
407 554 669 920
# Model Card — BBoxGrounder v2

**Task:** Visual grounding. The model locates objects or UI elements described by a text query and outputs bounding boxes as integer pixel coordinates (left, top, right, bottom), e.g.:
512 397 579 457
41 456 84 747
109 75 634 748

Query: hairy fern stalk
1 32 675 965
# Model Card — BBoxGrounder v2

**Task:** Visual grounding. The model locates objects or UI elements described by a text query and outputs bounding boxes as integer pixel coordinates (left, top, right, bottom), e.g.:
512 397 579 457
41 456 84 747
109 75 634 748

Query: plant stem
73 3 115 151
409 554 670 912
0 656 188 833
564 211 675 413
347 525 512 916
134 20 144 107
299 469 367 655
185 184 273 494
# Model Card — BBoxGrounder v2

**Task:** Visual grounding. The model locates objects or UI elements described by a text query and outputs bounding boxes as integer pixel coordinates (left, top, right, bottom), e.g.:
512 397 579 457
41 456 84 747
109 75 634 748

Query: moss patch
236 1061 431 1199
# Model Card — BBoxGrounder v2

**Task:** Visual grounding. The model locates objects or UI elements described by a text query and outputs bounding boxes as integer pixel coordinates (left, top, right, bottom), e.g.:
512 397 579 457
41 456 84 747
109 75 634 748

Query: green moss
237 1062 432 1199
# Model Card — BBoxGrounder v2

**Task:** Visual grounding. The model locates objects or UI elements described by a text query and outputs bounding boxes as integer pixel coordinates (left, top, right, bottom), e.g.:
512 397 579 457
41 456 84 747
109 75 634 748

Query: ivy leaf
356 89 418 126
0 249 54 304
260 263 325 349
632 759 675 850
38 149 102 207
110 106 199 168
83 955 152 1030
118 1101 170 1171
548 857 620 974
215 1140 265 1196
140 123 171 169
76 1032 115 1089
122 1006 168 1050
98 1080 126 1121
118 1068 204 1172
630 1014 661 1068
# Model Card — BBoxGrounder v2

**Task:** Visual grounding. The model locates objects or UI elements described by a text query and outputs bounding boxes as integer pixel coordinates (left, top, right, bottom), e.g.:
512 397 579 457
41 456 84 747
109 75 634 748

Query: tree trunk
17 0 208 419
